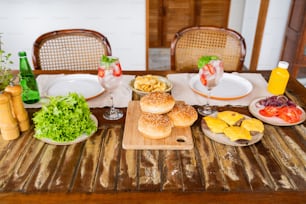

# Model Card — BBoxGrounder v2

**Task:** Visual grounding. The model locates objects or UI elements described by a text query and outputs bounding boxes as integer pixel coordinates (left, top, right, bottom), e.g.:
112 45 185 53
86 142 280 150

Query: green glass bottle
19 51 40 104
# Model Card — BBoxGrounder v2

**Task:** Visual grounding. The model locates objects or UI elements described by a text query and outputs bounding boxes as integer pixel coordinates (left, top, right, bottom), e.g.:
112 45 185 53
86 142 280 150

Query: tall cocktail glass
97 56 123 120
197 59 224 116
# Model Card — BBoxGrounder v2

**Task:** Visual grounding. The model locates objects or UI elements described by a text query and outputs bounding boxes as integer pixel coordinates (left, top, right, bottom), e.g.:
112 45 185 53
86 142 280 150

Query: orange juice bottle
267 61 289 95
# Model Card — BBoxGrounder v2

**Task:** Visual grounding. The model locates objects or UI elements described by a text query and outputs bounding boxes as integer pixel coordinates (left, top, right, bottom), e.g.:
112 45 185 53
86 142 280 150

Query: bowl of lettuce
33 93 97 145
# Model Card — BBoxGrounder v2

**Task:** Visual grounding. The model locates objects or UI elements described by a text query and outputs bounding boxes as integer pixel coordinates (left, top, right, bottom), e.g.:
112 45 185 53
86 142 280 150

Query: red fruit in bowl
98 67 105 77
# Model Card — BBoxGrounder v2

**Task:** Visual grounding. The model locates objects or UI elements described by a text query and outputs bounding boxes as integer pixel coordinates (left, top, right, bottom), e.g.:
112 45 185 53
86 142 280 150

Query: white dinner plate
201 112 264 146
249 97 306 126
189 73 253 100
46 74 104 100
37 114 98 145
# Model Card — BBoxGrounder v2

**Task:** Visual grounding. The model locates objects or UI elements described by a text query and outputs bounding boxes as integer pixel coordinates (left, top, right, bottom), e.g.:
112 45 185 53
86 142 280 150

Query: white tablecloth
24 73 272 108
167 73 273 106
24 74 135 108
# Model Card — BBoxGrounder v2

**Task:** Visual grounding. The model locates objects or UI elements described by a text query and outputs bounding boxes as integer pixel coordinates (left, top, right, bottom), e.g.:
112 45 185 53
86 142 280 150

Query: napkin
167 73 273 106
24 74 135 108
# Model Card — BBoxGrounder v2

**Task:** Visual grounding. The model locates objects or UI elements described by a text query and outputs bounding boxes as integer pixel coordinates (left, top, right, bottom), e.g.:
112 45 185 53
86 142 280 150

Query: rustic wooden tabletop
0 71 305 204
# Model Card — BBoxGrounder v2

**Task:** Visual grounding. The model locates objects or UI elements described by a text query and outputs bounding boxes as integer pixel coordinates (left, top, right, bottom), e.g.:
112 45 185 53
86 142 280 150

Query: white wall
0 0 291 71
241 0 291 70
228 0 245 33
257 0 291 70
0 0 146 70
240 0 261 69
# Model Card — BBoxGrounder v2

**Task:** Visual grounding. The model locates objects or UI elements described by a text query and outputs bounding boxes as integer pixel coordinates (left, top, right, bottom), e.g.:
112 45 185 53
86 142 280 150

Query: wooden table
0 70 305 204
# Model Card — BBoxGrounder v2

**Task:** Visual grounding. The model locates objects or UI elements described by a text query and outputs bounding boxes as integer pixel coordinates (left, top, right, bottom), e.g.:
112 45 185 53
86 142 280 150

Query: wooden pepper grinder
0 92 20 140
5 84 30 132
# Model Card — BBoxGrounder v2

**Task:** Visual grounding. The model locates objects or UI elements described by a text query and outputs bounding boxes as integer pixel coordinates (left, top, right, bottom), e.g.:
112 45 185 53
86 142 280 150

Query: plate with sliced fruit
249 96 306 126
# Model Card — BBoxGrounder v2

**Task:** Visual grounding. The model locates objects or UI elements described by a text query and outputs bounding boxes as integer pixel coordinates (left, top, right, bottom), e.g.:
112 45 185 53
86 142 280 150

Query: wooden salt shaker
5 85 30 132
0 92 20 140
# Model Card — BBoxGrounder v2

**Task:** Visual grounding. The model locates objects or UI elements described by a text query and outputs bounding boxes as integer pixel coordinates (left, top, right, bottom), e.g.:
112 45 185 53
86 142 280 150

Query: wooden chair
170 26 246 72
33 29 112 71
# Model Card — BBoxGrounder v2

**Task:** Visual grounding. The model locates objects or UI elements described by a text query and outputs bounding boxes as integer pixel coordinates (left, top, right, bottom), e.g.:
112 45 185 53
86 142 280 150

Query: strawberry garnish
204 64 216 75
200 74 207 86
112 63 122 77
98 67 105 77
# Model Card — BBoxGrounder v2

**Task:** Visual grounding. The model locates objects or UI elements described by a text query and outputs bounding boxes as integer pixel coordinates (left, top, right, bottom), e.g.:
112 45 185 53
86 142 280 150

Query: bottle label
20 76 40 104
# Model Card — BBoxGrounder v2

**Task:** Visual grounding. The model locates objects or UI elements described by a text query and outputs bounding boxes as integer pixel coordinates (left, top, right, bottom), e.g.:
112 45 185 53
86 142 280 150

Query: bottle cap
278 61 289 69
18 51 27 57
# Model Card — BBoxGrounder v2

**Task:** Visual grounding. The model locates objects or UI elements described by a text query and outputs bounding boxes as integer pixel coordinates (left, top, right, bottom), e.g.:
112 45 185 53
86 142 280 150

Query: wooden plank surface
94 125 122 192
122 101 194 150
0 107 305 203
0 71 305 203
71 129 105 193
161 150 183 190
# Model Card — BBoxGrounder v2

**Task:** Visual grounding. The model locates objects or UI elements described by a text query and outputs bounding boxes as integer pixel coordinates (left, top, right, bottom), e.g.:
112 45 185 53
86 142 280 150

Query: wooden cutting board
122 101 194 150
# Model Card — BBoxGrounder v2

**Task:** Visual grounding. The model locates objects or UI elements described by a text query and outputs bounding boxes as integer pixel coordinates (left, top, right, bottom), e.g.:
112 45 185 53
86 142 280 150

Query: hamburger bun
138 113 173 139
203 115 229 133
167 102 198 127
140 92 175 114
223 126 251 141
217 111 244 126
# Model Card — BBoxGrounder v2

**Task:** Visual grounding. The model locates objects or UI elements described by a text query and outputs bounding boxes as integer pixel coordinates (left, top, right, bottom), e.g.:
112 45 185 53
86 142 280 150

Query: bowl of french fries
129 75 173 96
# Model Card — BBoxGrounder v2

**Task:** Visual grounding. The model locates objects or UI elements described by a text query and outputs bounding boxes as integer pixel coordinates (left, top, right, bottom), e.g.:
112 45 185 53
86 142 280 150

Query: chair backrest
33 29 112 71
170 26 246 72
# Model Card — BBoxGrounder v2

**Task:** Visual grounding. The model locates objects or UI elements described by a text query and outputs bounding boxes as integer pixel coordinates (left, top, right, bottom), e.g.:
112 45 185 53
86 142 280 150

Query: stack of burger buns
203 111 264 142
138 92 198 139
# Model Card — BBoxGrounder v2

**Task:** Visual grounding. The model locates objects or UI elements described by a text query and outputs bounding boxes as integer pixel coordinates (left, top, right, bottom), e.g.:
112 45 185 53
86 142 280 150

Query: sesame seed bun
138 113 173 139
140 92 175 114
167 102 198 127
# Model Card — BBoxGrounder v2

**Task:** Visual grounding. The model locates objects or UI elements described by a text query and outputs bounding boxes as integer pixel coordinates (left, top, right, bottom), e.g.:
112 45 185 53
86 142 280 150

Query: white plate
129 75 173 96
201 112 264 146
46 74 104 100
249 97 306 126
37 114 98 145
189 73 253 100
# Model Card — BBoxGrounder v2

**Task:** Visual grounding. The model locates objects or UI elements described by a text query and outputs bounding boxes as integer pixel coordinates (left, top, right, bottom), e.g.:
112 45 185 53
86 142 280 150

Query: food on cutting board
33 93 97 142
203 111 264 142
167 102 198 127
140 91 175 114
134 75 167 92
256 95 303 123
137 92 197 139
138 113 173 139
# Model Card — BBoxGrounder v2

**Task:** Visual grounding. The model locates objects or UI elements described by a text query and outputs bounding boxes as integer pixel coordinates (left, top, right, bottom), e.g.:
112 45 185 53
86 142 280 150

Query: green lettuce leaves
33 93 97 142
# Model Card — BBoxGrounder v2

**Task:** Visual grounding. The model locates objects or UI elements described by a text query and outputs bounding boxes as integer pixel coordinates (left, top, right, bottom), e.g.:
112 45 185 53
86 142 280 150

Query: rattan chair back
170 26 246 72
33 29 112 71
